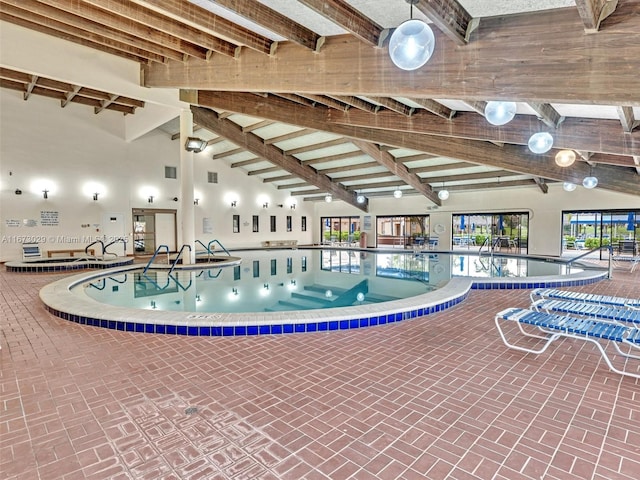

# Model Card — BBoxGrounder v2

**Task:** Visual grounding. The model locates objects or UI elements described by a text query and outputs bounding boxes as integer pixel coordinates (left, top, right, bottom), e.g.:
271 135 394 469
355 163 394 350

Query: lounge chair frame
495 308 640 379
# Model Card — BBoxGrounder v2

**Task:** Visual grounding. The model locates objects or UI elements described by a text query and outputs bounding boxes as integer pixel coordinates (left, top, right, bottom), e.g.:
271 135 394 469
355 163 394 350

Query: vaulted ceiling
1 0 639 212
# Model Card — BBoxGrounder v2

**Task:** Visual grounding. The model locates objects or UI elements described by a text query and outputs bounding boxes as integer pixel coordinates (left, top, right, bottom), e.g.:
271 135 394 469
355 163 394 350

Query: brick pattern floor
1 266 639 479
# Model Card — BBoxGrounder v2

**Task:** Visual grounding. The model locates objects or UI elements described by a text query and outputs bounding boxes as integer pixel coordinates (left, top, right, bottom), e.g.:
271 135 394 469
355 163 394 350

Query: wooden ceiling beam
130 0 275 55
211 147 244 160
352 139 441 205
414 0 477 45
297 0 388 47
23 74 38 101
366 97 414 116
264 128 315 145
80 0 239 58
575 0 619 31
242 120 274 133
277 182 309 190
186 90 640 197
271 93 318 108
298 94 350 112
436 179 541 191
332 171 398 183
230 157 263 168
406 98 456 119
318 161 381 174
209 0 323 51
420 170 519 184
152 5 640 105
301 151 365 166
0 10 162 63
263 174 296 183
248 166 283 176
326 109 640 157
12 0 205 60
527 102 564 129
192 106 367 211
285 138 351 156
408 162 477 174
617 106 639 133
533 177 549 194
327 96 380 114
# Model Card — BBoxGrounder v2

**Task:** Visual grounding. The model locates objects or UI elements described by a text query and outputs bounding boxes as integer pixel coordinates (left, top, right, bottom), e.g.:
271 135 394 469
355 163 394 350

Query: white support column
180 110 196 264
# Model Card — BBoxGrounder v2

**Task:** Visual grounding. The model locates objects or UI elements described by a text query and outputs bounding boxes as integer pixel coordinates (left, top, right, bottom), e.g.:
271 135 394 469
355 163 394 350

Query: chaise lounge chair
532 298 640 325
495 307 640 379
530 288 640 309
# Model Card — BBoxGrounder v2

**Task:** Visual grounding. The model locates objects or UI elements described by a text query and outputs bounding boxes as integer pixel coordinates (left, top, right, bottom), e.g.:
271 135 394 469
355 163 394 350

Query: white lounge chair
530 288 640 309
495 307 640 379
22 242 42 260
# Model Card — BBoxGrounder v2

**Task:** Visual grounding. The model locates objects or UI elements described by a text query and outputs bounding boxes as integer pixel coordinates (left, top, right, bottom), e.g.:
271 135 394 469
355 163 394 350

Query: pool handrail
563 244 614 278
85 240 105 257
195 240 214 262
207 239 230 256
143 244 170 274
104 237 127 258
168 244 192 276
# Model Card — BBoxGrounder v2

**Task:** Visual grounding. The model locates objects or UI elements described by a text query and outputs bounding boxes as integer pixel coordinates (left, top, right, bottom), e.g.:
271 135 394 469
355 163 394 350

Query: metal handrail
104 237 127 257
143 244 170 274
564 245 614 278
207 239 230 256
85 240 105 256
195 240 215 262
168 244 192 276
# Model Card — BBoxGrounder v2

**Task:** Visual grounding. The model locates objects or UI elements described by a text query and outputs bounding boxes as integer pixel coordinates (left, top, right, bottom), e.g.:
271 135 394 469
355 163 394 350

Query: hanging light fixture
437 182 449 200
528 132 554 154
356 193 366 204
583 176 598 189
555 150 576 167
388 0 435 71
324 194 332 203
484 101 517 126
393 187 403 198
562 182 577 192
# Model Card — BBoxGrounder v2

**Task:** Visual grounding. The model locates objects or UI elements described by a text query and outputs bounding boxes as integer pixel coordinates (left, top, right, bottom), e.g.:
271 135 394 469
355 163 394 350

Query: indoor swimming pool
40 248 605 336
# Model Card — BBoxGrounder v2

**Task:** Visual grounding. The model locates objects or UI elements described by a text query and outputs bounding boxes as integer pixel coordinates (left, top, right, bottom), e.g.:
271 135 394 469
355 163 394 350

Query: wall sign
40 210 59 226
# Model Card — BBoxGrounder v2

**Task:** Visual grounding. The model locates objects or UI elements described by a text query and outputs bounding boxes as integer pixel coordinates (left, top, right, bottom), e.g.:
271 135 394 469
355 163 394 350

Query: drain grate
184 406 198 415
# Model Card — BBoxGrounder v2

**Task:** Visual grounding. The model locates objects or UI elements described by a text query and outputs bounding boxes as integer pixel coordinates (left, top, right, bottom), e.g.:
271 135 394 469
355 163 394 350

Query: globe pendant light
582 176 598 189
356 193 366 204
484 101 517 126
528 132 554 154
393 187 403 198
388 0 435 71
437 182 449 200
324 194 332 203
555 150 576 167
562 182 577 192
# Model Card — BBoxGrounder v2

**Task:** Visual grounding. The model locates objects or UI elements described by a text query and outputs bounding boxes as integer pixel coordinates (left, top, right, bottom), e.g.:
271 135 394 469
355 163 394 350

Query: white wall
0 90 314 262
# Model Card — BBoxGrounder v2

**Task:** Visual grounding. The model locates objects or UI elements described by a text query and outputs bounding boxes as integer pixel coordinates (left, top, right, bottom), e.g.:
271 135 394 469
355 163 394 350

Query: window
301 216 307 232
452 212 529 254
270 215 276 232
207 171 218 184
270 259 277 275
233 214 240 233
253 260 259 278
320 216 361 245
375 215 429 248
164 166 177 179
286 215 292 232
252 215 259 233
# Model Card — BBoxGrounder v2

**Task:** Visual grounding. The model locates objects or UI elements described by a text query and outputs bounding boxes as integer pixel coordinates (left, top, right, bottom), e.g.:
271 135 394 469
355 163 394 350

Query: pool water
79 249 581 314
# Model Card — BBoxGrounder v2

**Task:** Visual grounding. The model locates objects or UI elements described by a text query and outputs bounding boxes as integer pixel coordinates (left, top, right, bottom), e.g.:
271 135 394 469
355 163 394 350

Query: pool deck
1 257 639 479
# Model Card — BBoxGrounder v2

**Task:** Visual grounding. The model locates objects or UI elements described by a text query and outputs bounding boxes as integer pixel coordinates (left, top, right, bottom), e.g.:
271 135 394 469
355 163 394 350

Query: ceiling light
528 132 554 154
438 189 449 200
184 137 207 153
555 150 576 167
393 188 403 198
388 1 435 71
324 194 332 203
562 182 577 192
356 193 366 204
484 101 517 126
582 176 598 189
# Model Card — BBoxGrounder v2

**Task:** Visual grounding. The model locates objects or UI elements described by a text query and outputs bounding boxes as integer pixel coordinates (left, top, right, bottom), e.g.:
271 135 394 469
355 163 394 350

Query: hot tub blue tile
247 326 259 335
271 325 282 335
166 325 177 335
234 326 246 336
294 323 306 333
283 324 293 334
222 326 234 336
328 321 338 331
187 326 199 336
259 325 271 335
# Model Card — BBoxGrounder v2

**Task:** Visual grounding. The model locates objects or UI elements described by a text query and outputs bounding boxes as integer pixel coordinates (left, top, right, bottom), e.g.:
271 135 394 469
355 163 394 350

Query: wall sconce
92 192 99 201
148 196 154 203
230 200 237 208
194 198 199 205
172 197 179 202
15 189 22 195
184 137 207 153
263 283 269 290
263 202 269 209
290 204 296 210
42 189 49 199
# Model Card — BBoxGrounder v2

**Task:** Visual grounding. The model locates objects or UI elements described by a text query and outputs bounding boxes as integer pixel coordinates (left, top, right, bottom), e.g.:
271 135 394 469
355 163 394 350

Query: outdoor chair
532 298 640 325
